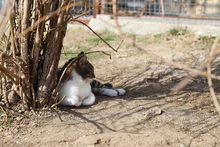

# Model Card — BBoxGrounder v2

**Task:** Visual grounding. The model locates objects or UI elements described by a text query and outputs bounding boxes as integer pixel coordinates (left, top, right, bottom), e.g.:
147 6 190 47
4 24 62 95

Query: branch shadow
56 62 220 146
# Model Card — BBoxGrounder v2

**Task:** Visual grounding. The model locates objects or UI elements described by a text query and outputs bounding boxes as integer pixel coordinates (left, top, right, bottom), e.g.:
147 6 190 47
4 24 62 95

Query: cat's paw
60 97 82 107
116 88 126 96
82 93 96 106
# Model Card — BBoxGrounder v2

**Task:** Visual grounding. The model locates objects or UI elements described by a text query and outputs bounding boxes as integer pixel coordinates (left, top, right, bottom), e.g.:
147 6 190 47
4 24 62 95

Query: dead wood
0 0 83 109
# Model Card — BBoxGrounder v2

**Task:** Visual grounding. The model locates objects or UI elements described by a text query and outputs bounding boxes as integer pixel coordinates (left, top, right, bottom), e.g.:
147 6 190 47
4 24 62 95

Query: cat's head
75 52 95 80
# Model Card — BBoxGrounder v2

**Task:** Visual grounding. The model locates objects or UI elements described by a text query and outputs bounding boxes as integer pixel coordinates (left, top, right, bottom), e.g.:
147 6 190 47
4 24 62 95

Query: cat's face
75 53 95 80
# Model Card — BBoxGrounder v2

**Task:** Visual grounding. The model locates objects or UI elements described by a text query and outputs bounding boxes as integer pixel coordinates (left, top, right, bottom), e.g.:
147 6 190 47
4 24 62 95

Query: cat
57 52 125 106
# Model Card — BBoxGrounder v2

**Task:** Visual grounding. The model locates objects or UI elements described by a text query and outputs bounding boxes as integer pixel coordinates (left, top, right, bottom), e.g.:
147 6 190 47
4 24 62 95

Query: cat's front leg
60 96 82 107
82 93 96 106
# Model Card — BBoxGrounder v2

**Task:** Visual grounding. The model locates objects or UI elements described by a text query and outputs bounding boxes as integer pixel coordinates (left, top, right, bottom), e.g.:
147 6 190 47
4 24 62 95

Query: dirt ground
1 23 220 147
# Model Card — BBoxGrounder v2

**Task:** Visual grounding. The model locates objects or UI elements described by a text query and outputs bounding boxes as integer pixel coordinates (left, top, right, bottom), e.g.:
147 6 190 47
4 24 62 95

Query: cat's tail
90 80 113 89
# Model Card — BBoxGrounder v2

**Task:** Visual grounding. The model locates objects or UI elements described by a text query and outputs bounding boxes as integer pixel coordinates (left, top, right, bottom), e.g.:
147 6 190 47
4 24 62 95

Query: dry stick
0 105 8 125
112 0 123 35
207 35 220 114
0 2 85 85
134 44 220 81
0 0 14 39
13 1 85 41
135 37 220 114
207 65 220 114
51 55 75 106
74 20 122 52
0 64 19 84
160 0 165 23
51 96 66 108
52 51 112 107
138 0 155 16
171 60 209 93
172 36 220 93
56 51 111 92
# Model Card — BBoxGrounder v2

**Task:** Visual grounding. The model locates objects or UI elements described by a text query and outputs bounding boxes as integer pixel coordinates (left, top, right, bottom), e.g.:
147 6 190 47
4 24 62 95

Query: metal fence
100 0 220 19
0 0 4 9
70 0 94 16
0 0 219 24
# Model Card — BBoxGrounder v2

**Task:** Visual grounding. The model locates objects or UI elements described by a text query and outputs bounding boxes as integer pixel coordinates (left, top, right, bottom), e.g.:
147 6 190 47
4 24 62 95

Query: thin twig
112 0 123 35
52 51 112 106
172 35 220 93
160 0 165 23
13 1 85 41
86 50 112 59
207 35 220 114
51 96 66 108
0 105 8 125
171 59 209 93
207 63 220 114
0 64 19 84
133 44 220 81
53 53 91 105
74 19 122 52
137 0 155 16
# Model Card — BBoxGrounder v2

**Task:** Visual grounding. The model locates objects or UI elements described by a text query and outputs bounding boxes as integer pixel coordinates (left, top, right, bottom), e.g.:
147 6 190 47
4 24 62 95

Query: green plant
134 66 141 69
102 29 111 35
86 35 117 44
198 36 216 41
78 45 89 52
147 61 154 65
127 33 136 38
154 34 163 39
6 117 14 125
103 35 117 41
168 26 187 36
0 108 3 114
88 52 105 60
61 50 74 58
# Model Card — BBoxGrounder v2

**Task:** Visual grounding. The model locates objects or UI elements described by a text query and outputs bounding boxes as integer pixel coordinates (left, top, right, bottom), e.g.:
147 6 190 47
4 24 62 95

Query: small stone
18 110 22 113
144 107 163 117
178 98 183 101
15 117 23 121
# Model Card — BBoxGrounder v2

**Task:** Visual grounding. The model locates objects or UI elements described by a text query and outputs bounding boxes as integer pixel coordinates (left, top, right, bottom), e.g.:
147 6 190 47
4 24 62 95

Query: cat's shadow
57 95 122 110
58 104 94 110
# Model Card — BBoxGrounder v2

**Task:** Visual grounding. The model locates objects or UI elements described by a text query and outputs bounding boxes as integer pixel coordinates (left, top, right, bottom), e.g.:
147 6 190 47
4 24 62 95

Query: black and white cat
57 52 125 106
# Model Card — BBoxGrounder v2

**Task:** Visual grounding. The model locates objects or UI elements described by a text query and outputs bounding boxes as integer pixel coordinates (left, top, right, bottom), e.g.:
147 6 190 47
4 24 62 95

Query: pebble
15 117 23 121
144 107 163 117
178 98 183 101
18 110 23 114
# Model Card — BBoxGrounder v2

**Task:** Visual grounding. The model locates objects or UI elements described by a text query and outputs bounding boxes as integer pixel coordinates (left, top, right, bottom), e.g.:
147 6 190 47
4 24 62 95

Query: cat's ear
78 51 85 57
79 55 87 66
77 52 87 65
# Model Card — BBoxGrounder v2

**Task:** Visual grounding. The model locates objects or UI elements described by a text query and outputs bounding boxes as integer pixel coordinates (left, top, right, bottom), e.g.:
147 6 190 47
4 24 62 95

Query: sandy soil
1 24 220 147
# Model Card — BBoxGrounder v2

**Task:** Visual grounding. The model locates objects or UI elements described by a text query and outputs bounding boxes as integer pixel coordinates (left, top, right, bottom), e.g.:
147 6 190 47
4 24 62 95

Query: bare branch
0 64 19 84
74 20 122 52
172 35 220 93
112 0 123 35
133 44 220 81
207 35 220 114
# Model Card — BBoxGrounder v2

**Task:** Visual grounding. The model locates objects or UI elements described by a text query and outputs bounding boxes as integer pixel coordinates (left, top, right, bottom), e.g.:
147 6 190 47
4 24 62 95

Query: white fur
58 69 95 106
101 88 126 97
